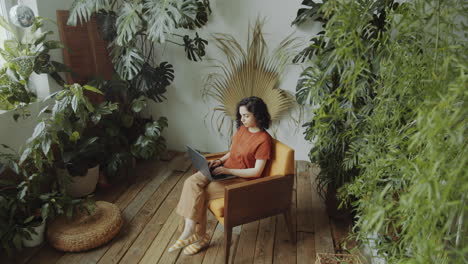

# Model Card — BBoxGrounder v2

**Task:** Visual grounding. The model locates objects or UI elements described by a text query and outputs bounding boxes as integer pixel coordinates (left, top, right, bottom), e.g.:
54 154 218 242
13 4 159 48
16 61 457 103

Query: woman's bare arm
212 159 267 178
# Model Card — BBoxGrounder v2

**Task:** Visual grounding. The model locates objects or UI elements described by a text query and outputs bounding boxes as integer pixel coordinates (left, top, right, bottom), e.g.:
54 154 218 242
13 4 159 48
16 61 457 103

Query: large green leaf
133 62 174 102
116 2 143 46
67 0 111 26
96 11 117 42
291 0 325 26
178 0 211 29
113 47 144 80
144 0 180 43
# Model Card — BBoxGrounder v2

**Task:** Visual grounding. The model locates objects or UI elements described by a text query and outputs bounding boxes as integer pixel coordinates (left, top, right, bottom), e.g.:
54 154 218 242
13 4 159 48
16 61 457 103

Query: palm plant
203 18 299 138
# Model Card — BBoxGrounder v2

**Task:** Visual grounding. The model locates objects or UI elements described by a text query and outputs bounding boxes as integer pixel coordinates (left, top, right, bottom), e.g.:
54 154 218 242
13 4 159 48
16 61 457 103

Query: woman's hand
212 166 231 175
208 159 223 168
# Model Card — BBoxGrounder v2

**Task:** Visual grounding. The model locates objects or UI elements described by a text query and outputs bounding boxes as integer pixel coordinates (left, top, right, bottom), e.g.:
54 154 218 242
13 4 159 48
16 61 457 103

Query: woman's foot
167 233 200 252
183 234 210 255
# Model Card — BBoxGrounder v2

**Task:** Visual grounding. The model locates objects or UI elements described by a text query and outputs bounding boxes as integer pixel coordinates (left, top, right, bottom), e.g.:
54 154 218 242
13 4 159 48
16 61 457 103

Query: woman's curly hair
236 96 271 130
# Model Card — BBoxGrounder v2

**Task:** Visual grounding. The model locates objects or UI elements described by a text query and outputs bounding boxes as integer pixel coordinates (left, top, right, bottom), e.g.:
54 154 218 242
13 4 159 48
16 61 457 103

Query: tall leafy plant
67 0 211 176
294 0 467 262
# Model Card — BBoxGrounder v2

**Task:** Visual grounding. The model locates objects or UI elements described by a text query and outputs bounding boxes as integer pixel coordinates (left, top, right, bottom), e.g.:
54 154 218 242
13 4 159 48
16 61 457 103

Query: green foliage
0 16 68 114
68 0 211 81
0 145 95 254
131 116 168 159
20 84 117 177
294 0 467 263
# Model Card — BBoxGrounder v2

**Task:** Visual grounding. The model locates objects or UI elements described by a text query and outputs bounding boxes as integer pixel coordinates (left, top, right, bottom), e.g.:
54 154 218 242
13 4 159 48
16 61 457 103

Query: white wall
1 0 320 161
148 0 320 160
0 0 74 152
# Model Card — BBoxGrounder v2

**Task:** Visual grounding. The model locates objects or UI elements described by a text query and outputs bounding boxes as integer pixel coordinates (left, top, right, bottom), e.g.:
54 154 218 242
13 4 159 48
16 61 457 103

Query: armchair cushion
209 198 225 217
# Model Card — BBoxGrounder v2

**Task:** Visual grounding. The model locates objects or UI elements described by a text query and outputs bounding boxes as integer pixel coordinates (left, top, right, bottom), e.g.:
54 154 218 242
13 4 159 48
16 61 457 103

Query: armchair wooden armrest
224 174 294 228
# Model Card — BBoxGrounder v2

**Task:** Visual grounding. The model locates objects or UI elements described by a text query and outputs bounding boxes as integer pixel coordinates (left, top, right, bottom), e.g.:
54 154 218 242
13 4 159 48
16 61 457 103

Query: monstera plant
67 0 211 179
0 16 68 118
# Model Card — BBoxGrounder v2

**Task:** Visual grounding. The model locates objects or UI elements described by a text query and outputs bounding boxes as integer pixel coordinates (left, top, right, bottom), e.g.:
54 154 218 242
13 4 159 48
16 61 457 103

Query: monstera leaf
144 0 181 43
183 32 208 61
179 0 211 29
67 0 112 26
96 10 117 42
291 0 326 26
116 2 143 46
112 46 144 81
133 62 174 103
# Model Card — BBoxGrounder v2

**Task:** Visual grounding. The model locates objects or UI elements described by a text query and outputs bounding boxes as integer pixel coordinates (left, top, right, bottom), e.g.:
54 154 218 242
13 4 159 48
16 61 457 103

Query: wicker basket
315 253 362 264
47 201 123 252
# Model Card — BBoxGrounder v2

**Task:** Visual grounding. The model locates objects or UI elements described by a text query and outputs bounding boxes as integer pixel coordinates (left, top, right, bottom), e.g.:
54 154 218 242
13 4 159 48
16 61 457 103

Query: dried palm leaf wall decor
203 18 300 139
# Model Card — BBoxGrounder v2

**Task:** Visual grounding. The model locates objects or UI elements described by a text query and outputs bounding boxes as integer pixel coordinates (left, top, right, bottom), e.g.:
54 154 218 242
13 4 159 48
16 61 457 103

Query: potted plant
55 134 103 197
0 16 68 119
18 83 117 196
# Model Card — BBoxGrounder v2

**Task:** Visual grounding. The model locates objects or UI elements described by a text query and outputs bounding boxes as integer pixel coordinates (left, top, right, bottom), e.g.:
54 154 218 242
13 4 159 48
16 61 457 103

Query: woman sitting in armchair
168 96 273 255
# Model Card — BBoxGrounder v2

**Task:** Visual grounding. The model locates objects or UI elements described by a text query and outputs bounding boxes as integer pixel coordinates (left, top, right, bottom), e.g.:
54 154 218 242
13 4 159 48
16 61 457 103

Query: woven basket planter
315 253 362 264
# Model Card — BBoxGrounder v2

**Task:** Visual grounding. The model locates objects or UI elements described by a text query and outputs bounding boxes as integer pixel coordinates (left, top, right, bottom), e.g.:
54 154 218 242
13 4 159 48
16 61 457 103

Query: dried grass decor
203 17 300 138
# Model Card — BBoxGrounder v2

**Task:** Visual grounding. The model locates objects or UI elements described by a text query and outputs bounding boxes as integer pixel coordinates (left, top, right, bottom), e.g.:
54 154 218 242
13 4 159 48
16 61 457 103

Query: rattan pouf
47 201 123 252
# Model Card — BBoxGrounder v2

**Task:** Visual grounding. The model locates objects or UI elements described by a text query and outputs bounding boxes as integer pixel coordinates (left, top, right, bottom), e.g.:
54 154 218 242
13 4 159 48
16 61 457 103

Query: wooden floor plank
139 209 181 263
201 224 240 264
55 160 171 264
233 221 260 264
272 164 298 264
297 232 315 264
172 212 218 264
97 170 187 263
253 216 276 264
79 161 175 264
296 160 317 264
19 164 134 264
296 161 314 233
19 159 342 264
309 163 334 254
118 170 192 263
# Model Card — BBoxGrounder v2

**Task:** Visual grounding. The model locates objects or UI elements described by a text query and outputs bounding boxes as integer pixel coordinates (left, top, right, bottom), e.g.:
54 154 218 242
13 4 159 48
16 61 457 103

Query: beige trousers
175 171 246 235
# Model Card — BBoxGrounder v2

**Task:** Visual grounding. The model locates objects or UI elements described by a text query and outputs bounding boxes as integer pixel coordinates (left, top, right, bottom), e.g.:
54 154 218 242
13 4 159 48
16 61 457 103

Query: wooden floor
5 151 336 264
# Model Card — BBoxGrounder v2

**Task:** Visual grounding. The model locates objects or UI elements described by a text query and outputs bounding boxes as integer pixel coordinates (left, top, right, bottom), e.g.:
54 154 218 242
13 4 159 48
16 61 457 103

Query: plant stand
315 253 362 264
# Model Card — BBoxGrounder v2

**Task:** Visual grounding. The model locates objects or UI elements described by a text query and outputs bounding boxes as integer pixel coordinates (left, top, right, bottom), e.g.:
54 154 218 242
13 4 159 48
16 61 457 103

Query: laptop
186 146 237 181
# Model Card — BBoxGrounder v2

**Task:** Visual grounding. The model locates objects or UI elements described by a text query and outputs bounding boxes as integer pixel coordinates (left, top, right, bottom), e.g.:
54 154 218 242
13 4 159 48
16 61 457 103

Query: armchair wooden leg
283 210 296 244
224 226 232 264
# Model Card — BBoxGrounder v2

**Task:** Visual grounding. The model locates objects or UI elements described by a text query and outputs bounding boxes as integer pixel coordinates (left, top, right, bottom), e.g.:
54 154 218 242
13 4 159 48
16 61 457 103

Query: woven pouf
47 201 123 252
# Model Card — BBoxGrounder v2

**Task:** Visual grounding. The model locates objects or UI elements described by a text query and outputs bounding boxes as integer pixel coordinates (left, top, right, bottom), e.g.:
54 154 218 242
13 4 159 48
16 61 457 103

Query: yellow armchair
204 139 295 264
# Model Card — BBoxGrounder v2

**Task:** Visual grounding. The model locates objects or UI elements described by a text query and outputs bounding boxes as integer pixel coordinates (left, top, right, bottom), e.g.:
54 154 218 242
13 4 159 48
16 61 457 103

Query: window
0 0 13 67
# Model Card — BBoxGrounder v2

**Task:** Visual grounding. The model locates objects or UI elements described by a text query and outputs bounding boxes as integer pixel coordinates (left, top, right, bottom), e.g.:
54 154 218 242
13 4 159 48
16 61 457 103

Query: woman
168 96 273 255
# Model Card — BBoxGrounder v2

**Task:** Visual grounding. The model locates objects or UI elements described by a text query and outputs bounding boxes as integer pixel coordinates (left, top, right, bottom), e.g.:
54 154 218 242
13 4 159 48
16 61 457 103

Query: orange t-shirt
223 125 272 170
